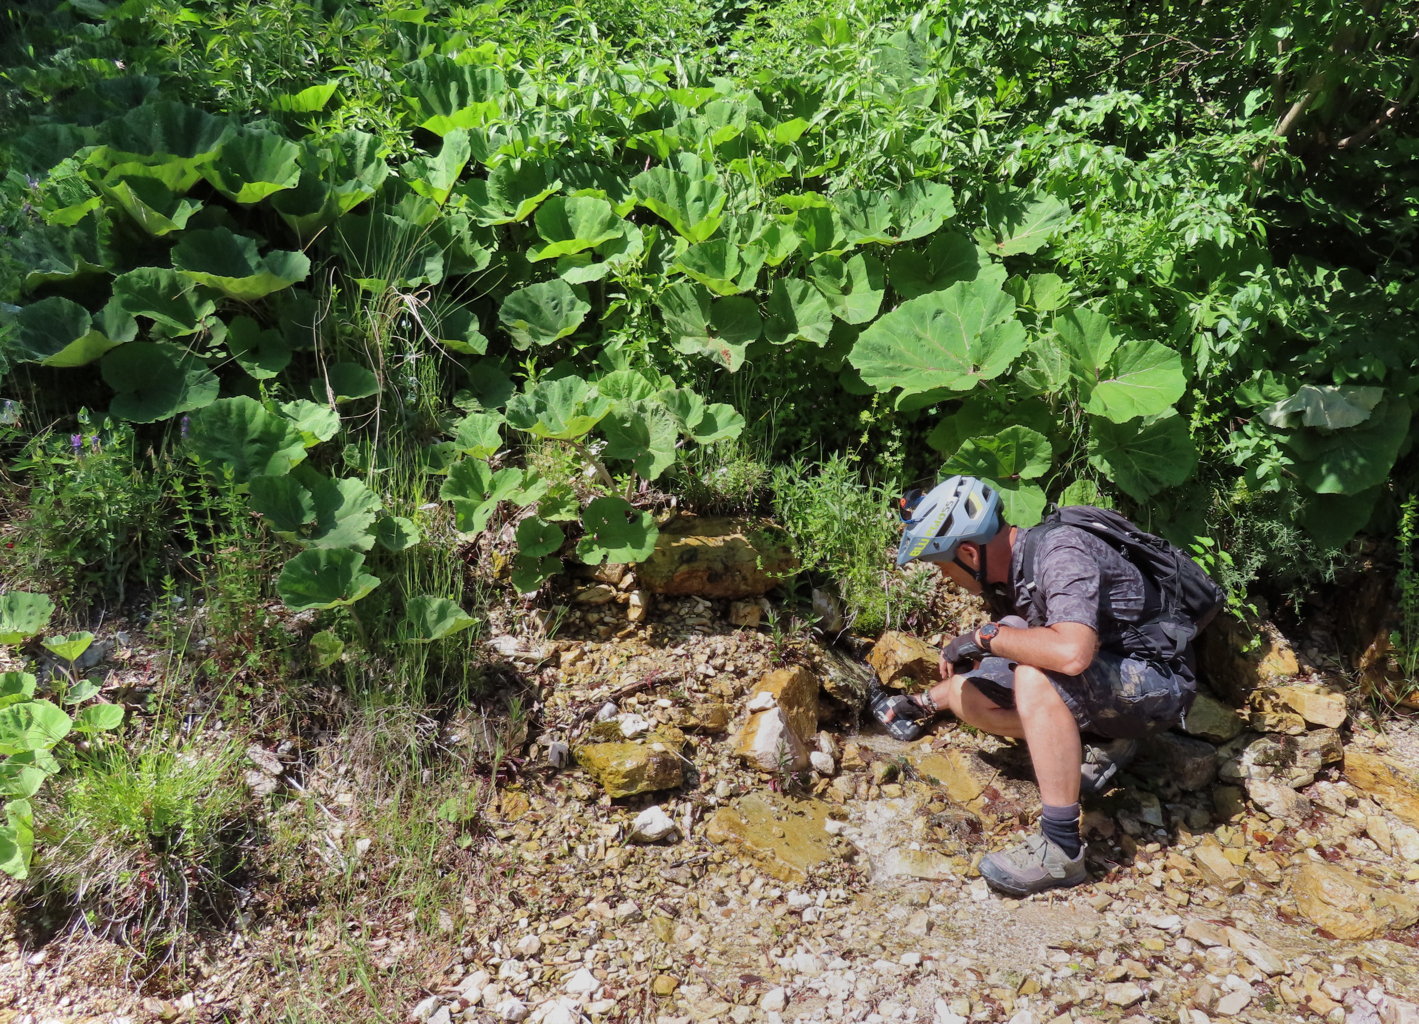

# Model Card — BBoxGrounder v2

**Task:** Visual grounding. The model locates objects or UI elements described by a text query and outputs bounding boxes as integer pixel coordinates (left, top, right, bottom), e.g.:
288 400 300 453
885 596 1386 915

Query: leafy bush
35 733 250 938
771 453 907 634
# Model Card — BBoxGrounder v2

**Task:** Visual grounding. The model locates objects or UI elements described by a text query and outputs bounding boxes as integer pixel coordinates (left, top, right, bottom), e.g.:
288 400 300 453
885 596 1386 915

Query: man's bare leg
1013 664 1082 807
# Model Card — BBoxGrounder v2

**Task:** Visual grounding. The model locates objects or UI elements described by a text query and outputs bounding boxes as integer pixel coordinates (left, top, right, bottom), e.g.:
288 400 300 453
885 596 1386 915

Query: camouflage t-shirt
1007 523 1151 654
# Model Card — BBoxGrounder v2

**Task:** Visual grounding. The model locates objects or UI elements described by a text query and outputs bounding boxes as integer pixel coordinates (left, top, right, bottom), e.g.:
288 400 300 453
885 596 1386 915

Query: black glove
942 630 987 668
894 694 936 721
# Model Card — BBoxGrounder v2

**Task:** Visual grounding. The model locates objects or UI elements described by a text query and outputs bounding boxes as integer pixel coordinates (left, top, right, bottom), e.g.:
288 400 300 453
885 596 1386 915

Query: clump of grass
37 728 252 944
676 437 770 515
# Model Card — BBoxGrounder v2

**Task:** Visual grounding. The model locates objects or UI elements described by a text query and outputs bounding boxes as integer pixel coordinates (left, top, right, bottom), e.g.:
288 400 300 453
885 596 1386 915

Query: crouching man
887 476 1223 896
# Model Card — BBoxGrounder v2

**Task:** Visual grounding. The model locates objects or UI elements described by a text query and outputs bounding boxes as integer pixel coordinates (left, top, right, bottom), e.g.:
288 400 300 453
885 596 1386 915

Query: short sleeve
1036 531 1101 632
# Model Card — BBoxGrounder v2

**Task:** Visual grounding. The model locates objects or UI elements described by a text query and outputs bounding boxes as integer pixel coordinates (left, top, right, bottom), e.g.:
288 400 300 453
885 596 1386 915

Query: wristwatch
977 621 1000 653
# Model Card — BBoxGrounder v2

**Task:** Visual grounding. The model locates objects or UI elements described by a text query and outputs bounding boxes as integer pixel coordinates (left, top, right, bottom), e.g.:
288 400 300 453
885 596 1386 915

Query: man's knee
1014 665 1062 707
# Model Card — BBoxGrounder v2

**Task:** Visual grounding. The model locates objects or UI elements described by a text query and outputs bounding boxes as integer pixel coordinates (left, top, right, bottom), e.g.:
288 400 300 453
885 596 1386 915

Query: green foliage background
0 0 1416 615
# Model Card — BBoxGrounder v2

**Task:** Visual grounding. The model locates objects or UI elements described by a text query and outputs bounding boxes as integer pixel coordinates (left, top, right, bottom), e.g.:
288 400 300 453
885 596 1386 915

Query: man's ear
956 542 979 569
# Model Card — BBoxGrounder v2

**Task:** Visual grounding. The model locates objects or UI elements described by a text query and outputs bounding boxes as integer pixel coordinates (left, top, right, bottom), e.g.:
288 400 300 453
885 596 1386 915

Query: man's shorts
960 647 1194 740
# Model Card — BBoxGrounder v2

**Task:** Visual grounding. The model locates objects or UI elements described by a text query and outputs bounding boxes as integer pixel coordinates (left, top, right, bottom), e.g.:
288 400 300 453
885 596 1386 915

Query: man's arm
940 621 1098 679
985 621 1098 676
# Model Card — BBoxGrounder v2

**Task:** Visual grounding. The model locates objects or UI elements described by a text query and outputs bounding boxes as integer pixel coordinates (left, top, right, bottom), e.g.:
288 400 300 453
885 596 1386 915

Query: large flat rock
704 792 841 882
635 515 797 599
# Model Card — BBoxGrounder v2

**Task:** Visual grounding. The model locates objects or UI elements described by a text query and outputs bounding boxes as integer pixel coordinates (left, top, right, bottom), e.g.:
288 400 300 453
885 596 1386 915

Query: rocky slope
4 541 1419 1024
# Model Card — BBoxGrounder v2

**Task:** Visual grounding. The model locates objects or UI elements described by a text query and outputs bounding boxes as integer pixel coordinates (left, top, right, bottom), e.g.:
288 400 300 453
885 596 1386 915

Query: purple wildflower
70 433 82 453
180 416 190 438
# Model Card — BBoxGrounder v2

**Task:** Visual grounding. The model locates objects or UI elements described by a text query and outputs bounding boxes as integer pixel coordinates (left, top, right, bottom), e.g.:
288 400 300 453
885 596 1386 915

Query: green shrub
8 417 176 605
37 731 251 939
771 452 920 634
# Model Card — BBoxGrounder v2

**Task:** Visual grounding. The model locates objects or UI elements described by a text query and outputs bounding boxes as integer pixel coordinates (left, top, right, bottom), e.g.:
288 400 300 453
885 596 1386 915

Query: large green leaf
0 700 71 755
834 182 955 245
271 80 340 113
460 160 560 225
13 296 136 368
375 516 421 552
0 750 51 799
439 460 546 535
1086 413 1198 501
1085 340 1187 423
600 401 679 480
203 130 303 203
401 56 506 135
849 277 1027 398
1054 307 1118 382
888 232 996 301
977 194 1070 257
98 101 234 165
926 395 1055 459
657 388 745 443
277 549 381 612
401 595 477 643
14 219 105 289
249 474 317 532
100 174 202 235
0 593 54 646
293 468 383 551
529 196 625 262
943 426 1054 526
810 253 885 325
765 278 834 346
499 280 590 349
277 400 341 446
172 228 310 302
404 128 470 206
1285 396 1411 495
187 396 308 483
313 363 380 403
451 411 503 458
273 131 390 236
1261 385 1386 431
515 516 565 558
657 282 759 371
673 240 763 296
0 799 35 880
227 316 292 379
72 704 124 734
111 267 216 335
505 376 611 440
576 496 659 565
42 631 93 663
0 673 38 709
631 167 725 243
102 342 218 423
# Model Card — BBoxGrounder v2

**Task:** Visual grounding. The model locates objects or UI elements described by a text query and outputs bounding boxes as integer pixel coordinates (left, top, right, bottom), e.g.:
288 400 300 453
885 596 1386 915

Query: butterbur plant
0 670 124 878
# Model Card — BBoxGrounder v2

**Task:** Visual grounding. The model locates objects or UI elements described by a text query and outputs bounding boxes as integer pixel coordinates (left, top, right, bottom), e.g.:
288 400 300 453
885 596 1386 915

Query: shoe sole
979 861 1088 898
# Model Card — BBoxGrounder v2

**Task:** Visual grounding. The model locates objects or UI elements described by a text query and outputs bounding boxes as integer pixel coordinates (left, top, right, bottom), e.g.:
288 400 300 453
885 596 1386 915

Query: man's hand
883 693 935 723
942 630 987 669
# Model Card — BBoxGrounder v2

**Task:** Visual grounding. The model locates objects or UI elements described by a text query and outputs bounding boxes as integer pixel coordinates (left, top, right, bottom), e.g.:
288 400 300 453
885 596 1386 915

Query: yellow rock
1197 615 1298 703
1193 844 1243 891
574 731 684 798
1345 750 1419 828
652 975 679 996
913 749 987 805
1271 684 1347 728
867 631 941 691
704 792 839 883
636 515 797 599
1292 861 1419 940
750 665 819 746
671 702 731 733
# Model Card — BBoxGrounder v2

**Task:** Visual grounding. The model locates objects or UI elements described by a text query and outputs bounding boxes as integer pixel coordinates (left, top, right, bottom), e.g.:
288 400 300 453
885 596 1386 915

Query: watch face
981 622 1000 638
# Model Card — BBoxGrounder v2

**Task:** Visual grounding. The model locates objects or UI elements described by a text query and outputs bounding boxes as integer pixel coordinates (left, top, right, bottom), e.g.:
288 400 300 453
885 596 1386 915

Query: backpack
1018 506 1226 664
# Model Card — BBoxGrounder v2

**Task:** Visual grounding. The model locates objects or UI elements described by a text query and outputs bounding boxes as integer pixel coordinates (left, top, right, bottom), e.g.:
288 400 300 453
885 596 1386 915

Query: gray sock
1041 802 1082 858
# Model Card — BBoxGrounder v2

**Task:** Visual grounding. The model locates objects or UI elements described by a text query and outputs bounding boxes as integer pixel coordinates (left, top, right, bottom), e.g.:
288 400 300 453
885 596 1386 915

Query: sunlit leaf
977 193 1070 256
203 130 303 203
187 396 308 483
227 315 291 379
529 196 625 262
499 280 590 348
375 516 421 552
0 594 54 646
111 267 215 335
943 426 1054 526
277 550 381 612
631 167 725 243
849 277 1026 398
505 376 611 440
576 496 658 565
172 227 310 301
401 56 506 135
401 595 477 642
1261 385 1386 431
765 278 834 346
1087 413 1198 501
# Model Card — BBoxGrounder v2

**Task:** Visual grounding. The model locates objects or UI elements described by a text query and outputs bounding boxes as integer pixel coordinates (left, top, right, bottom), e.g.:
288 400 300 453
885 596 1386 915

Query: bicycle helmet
896 475 1003 568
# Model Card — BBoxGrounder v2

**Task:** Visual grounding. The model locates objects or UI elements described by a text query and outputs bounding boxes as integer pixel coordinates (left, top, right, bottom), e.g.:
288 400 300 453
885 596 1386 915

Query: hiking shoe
979 834 1088 897
1080 738 1137 796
